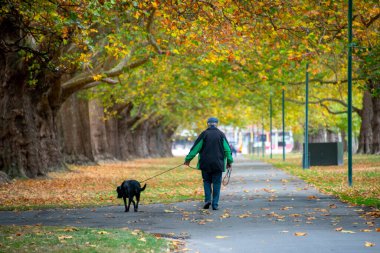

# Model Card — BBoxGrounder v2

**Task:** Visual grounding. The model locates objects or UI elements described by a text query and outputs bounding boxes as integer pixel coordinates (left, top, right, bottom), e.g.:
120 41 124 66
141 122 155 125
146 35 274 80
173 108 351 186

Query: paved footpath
0 159 379 252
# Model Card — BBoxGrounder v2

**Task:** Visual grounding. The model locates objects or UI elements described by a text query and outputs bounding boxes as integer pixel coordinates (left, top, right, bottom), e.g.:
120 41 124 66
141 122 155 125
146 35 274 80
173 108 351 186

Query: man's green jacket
185 126 233 172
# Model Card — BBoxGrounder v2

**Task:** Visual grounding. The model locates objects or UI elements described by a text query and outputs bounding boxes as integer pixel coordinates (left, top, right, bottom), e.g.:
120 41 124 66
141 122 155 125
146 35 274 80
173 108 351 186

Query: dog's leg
135 193 140 212
131 198 137 212
127 197 132 212
123 197 128 212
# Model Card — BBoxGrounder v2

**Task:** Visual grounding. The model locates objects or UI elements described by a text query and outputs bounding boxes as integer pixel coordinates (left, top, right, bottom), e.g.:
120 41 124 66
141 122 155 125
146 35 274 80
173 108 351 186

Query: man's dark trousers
201 170 222 209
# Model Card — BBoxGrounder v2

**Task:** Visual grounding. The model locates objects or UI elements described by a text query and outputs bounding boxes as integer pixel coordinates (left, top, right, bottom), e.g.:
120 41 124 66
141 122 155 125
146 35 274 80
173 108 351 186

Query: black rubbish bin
303 142 344 166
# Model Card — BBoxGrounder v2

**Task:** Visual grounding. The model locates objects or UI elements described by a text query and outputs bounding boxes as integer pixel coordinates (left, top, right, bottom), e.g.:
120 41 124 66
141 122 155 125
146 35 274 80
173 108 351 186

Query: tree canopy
3 0 378 127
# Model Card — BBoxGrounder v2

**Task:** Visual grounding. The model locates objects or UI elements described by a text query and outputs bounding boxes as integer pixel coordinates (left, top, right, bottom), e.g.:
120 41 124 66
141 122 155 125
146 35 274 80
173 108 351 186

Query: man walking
184 117 233 210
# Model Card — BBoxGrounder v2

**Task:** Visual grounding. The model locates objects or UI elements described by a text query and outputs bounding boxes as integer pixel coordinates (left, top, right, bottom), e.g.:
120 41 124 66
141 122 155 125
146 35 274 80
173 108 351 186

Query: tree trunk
0 16 65 178
326 129 339 142
58 95 94 164
371 94 380 154
131 121 150 158
105 117 121 159
357 90 373 154
88 100 115 161
292 140 301 152
146 119 175 157
116 104 142 160
340 129 347 152
309 127 325 143
158 125 175 157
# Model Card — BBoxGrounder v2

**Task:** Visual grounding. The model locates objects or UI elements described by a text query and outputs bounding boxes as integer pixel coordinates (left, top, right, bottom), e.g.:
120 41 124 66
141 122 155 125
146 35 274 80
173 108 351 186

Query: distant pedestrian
230 144 237 157
184 117 233 210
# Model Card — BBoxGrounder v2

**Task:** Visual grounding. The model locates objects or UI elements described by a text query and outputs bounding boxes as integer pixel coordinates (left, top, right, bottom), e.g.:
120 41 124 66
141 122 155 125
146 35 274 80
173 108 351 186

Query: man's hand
184 161 190 166
227 164 232 169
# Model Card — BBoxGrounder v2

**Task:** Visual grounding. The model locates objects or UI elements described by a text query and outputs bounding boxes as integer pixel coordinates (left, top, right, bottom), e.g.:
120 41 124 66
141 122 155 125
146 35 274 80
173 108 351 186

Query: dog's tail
140 184 147 192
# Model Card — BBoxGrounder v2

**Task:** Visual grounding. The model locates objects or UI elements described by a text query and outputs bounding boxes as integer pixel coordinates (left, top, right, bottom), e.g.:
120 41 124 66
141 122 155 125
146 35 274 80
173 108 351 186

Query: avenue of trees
0 0 379 179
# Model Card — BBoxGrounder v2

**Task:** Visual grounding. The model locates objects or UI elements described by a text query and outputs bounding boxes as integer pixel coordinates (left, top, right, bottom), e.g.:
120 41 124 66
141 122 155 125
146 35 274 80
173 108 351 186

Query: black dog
116 180 146 212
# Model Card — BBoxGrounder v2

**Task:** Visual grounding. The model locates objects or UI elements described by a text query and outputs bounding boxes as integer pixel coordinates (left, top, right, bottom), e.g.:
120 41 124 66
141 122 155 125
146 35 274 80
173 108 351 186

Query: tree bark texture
0 16 64 178
371 94 380 154
58 96 174 163
57 95 94 164
357 90 373 154
309 127 326 143
0 11 172 179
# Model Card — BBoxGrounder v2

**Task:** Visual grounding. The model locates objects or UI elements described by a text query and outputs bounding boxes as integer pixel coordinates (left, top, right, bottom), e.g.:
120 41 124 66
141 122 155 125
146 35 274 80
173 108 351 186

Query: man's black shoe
203 202 211 209
212 207 219 210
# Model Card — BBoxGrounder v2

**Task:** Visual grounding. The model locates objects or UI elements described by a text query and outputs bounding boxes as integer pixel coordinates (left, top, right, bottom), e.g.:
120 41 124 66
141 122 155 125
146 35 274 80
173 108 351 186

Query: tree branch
286 97 362 115
61 42 151 99
146 8 169 55
319 103 347 115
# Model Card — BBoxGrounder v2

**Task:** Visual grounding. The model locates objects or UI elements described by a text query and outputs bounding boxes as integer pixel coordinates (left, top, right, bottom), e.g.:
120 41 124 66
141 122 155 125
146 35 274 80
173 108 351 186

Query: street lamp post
347 0 353 186
282 87 285 161
303 62 310 169
262 115 265 157
270 89 273 159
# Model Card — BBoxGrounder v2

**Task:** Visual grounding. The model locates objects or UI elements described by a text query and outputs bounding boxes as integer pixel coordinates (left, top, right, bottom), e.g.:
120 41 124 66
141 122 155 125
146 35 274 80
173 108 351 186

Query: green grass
251 153 380 208
0 225 171 253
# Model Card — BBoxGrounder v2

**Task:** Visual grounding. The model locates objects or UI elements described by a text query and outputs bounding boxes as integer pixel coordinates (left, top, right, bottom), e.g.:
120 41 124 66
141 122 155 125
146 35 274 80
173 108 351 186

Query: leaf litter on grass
0 157 203 210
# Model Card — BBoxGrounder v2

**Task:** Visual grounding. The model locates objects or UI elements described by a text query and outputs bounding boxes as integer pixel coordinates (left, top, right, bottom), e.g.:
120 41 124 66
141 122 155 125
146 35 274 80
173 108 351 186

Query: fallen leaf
341 230 355 234
335 227 343 231
360 229 372 232
238 212 251 218
85 242 97 247
376 228 380 232
58 235 73 240
364 242 375 247
164 209 174 213
308 195 317 200
198 220 206 225
329 204 337 209
294 232 307 236
138 237 146 242
220 211 231 219
280 230 289 233
97 231 109 235
215 236 228 239
63 227 79 232
130 229 140 236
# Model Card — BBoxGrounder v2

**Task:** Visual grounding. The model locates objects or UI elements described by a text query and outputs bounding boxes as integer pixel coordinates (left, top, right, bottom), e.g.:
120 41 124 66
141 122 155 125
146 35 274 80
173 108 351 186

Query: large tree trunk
371 94 380 154
157 125 175 157
0 17 64 178
146 119 175 157
58 95 94 164
357 90 374 154
88 100 115 161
